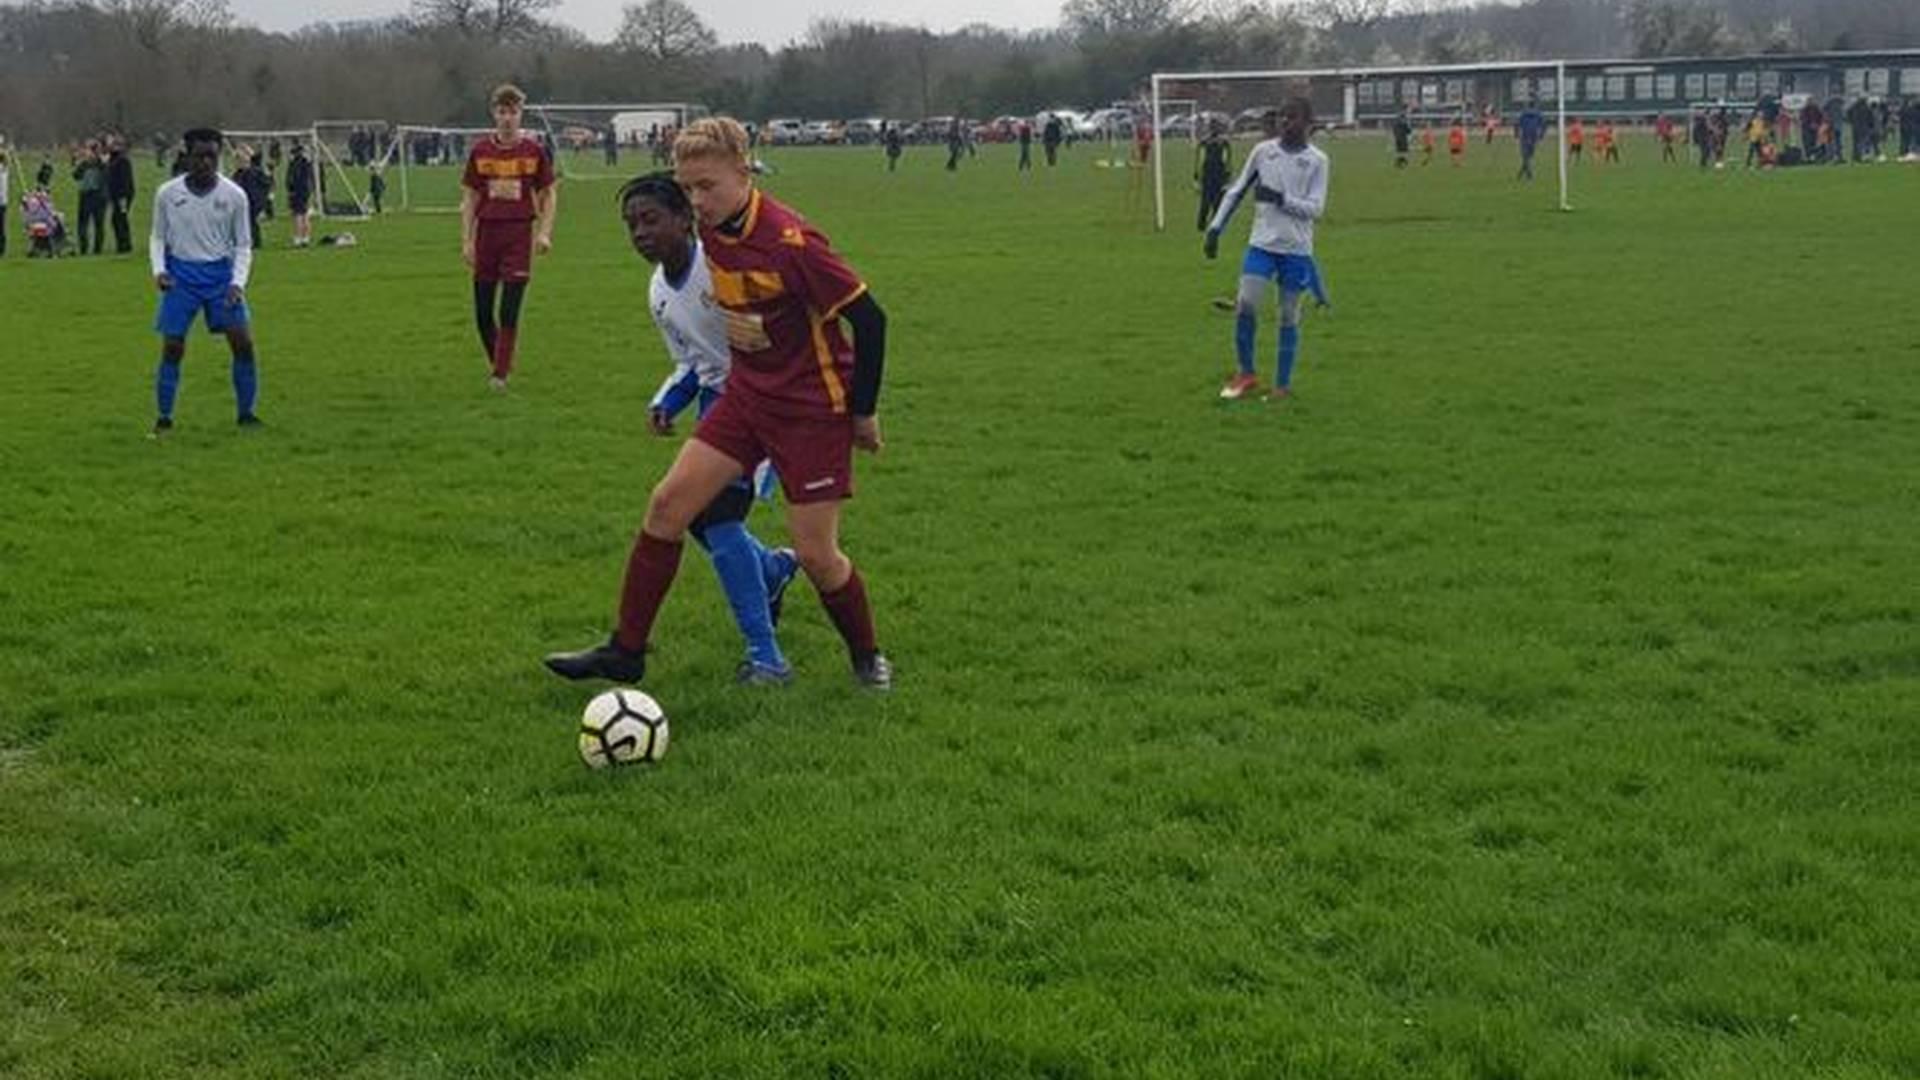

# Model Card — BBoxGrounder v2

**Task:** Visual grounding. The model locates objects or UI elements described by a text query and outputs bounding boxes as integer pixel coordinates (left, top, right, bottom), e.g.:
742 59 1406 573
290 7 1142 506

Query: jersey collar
714 189 761 246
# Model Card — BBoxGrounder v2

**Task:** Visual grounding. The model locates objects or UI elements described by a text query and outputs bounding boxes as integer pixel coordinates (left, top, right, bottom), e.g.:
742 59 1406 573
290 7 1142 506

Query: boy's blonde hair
673 117 751 167
491 83 526 110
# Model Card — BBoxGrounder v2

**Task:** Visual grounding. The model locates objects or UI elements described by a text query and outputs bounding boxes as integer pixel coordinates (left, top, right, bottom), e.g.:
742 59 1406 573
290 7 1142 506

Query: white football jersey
647 239 731 408
1209 139 1329 257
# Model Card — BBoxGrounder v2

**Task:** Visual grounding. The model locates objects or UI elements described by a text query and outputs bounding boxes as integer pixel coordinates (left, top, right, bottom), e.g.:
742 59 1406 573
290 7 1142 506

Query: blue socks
702 521 788 671
231 349 258 418
155 349 260 421
155 355 182 419
1278 325 1300 389
1234 310 1257 376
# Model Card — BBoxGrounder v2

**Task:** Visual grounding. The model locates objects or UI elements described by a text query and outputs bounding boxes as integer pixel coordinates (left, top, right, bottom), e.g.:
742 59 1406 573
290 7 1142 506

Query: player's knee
162 339 186 362
794 542 847 588
642 481 700 537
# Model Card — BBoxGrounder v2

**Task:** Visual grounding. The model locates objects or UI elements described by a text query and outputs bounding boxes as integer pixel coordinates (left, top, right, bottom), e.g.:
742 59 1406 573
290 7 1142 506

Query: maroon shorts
473 220 532 283
694 392 855 505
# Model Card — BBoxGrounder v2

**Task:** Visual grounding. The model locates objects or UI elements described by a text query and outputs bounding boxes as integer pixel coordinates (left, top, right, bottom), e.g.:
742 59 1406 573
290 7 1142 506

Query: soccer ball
578 689 669 768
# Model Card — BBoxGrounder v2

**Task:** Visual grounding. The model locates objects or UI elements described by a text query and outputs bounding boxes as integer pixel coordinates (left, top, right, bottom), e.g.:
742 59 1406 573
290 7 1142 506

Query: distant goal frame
1150 60 1573 232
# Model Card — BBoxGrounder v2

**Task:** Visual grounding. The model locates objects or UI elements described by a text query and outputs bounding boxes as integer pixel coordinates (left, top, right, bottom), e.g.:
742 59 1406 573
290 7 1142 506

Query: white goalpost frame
525 102 708 180
1151 59 1572 232
313 118 392 172
222 126 371 219
391 125 494 213
1158 97 1203 144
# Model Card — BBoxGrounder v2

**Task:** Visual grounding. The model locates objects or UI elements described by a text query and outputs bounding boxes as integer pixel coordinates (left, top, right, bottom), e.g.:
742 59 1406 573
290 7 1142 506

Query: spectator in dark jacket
233 150 273 249
71 140 108 255
106 135 137 253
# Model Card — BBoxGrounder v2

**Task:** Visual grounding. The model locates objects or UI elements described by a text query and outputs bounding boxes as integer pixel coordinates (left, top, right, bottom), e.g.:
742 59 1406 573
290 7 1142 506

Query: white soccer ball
578 688 669 768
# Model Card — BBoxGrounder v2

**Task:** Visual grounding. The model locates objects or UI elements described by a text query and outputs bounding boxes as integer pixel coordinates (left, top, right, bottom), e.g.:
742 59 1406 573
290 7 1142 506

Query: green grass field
3 136 1918 1078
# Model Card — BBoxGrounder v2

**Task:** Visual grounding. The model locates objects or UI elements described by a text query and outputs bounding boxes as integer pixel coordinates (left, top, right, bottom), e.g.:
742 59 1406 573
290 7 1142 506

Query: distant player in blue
618 172 801 684
1204 99 1330 402
1515 105 1547 181
149 128 262 437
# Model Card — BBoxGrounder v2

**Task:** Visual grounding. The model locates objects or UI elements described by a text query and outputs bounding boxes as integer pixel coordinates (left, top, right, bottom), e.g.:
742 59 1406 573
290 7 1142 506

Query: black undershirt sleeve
842 291 887 417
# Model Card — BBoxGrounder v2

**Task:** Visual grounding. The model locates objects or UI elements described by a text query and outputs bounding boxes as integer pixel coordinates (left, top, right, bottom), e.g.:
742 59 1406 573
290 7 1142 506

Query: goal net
390 125 495 212
223 127 372 219
526 102 709 181
1150 60 1573 231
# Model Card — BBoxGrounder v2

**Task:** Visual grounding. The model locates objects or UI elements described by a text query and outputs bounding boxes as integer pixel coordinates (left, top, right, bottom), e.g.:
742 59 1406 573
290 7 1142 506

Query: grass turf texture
2 137 1917 1078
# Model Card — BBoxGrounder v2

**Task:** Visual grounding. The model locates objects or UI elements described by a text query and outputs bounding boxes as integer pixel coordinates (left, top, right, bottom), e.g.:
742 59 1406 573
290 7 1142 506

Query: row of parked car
760 107 1283 147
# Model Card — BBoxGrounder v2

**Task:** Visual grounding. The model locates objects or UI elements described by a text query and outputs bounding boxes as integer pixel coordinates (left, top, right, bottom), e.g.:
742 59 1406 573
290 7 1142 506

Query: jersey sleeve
229 188 254 288
785 224 867 319
1208 143 1265 234
461 149 484 192
532 144 555 191
149 189 170 278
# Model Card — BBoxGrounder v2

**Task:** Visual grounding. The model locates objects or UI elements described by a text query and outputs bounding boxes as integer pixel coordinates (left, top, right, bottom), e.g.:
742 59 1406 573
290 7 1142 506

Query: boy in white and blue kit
149 128 263 435
620 172 800 685
1205 99 1330 401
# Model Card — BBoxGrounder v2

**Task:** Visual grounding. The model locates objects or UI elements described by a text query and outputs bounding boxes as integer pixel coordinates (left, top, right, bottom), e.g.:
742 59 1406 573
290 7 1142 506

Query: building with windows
1347 49 1920 123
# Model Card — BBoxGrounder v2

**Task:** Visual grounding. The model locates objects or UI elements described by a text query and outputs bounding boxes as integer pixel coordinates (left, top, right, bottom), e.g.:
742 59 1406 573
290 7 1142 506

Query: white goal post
223 127 371 218
1150 60 1573 231
390 125 496 212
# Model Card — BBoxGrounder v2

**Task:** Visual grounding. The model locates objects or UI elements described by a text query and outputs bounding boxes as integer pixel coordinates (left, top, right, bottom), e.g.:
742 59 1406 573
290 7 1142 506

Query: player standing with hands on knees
1205 99 1330 402
462 83 558 391
148 128 264 436
545 118 894 690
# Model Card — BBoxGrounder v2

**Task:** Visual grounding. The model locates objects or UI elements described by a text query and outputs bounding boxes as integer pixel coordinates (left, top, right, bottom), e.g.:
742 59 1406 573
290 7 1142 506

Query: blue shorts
1241 248 1329 306
155 277 249 338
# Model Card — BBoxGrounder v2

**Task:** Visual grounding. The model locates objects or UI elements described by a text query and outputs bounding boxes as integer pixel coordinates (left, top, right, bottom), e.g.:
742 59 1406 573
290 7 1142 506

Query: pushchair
21 189 73 258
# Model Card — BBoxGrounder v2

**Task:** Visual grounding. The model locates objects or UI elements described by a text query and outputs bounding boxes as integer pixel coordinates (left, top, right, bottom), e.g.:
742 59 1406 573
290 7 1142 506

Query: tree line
1 0 1915 146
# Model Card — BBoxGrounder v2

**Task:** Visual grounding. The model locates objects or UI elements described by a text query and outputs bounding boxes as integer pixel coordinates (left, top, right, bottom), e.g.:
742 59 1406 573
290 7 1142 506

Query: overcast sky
224 0 1058 47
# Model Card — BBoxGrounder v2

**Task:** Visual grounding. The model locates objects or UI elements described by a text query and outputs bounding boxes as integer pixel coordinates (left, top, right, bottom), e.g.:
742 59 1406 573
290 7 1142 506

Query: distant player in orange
1655 114 1678 163
1419 125 1437 166
1567 118 1585 163
1129 113 1155 204
1598 120 1620 164
1447 120 1467 165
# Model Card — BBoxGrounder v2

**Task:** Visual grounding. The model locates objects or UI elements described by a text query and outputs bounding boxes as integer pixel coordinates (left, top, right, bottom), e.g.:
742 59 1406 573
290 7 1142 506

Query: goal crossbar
1151 60 1572 230
391 125 495 212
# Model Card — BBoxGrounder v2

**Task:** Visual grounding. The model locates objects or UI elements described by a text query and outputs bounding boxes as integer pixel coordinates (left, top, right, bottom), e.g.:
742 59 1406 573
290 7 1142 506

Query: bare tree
100 0 231 50
615 0 717 61
412 0 555 39
1621 0 1739 57
411 0 485 35
1061 0 1197 38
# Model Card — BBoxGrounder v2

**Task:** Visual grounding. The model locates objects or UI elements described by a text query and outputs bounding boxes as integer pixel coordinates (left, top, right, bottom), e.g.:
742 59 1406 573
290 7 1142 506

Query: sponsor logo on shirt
723 311 772 353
